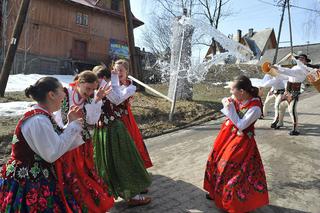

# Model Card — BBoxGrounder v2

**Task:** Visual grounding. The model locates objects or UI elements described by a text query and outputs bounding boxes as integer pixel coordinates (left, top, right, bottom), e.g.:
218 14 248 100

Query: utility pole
273 0 287 64
287 0 293 54
1 0 8 63
0 0 31 97
123 0 140 82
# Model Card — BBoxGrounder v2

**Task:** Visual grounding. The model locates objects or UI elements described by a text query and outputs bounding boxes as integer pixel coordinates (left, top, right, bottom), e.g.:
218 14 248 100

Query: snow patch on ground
5 74 74 92
1 74 74 117
0 101 35 117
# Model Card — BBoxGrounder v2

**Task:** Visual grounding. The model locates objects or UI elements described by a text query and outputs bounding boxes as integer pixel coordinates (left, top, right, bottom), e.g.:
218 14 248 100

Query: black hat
295 53 311 63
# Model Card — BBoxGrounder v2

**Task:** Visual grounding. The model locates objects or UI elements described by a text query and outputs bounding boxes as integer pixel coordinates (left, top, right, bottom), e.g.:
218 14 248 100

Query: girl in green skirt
93 61 152 206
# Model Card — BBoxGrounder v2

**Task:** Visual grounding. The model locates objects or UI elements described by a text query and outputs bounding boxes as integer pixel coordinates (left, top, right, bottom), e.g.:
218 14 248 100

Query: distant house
0 0 143 74
260 43 320 65
206 28 277 60
235 28 277 59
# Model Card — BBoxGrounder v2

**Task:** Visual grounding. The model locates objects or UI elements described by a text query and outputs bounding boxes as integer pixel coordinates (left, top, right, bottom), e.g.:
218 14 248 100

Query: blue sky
131 0 320 53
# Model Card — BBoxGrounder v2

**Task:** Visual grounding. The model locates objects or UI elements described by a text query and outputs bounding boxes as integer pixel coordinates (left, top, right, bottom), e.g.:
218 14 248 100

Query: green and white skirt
93 119 151 200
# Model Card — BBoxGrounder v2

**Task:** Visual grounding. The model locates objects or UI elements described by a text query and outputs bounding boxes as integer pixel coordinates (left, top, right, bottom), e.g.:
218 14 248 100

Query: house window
82 14 88 26
111 0 120 11
76 12 82 25
76 12 89 26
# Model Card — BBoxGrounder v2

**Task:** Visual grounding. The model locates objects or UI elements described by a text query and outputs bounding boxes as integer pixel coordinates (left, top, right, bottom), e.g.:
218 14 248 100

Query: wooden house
0 0 143 74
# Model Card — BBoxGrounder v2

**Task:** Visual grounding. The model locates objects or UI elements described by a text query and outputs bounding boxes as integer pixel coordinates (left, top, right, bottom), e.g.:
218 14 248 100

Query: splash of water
186 18 254 83
153 15 255 85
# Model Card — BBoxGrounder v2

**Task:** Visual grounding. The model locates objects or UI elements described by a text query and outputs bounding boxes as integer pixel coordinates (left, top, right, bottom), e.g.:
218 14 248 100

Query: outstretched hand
111 64 120 75
95 84 112 102
68 105 84 123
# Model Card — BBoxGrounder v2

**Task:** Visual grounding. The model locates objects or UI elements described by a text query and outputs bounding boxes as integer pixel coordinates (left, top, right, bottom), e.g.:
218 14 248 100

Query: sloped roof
244 37 261 57
64 0 144 27
259 43 320 65
69 0 93 7
245 28 274 53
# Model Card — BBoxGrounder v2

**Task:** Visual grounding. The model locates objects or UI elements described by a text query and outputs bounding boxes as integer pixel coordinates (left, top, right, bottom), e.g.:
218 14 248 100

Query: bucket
307 70 320 92
311 79 320 92
261 62 279 77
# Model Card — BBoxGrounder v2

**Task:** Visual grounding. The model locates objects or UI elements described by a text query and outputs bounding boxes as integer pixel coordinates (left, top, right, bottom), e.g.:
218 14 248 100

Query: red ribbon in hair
69 80 78 87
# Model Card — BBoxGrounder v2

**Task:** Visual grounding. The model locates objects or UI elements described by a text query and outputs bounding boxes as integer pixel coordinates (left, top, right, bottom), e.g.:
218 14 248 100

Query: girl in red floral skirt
0 77 84 212
54 71 114 212
204 75 269 213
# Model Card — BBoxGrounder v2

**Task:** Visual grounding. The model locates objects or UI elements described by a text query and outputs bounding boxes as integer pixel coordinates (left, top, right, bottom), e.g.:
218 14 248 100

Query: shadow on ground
110 174 217 213
257 205 310 213
110 174 309 213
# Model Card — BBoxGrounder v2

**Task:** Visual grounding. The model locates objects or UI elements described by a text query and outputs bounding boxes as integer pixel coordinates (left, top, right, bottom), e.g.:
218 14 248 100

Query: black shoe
205 193 213 200
275 124 283 129
270 122 278 128
289 130 300 136
140 189 148 194
275 125 281 129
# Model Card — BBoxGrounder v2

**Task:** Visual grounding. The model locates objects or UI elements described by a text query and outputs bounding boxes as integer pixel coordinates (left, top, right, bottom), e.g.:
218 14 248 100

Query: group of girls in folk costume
0 77 87 212
0 59 153 212
259 73 288 128
93 60 152 206
54 71 114 212
204 75 269 213
1 60 273 213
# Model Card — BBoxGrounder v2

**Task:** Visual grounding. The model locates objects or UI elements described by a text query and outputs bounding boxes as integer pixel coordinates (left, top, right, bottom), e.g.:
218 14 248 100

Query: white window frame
76 12 89 26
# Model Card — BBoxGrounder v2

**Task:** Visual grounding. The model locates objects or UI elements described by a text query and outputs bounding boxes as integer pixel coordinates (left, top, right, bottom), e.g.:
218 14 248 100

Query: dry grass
126 83 228 137
0 92 32 103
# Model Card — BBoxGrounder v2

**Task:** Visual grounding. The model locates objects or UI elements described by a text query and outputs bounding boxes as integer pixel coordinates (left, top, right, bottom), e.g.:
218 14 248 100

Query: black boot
275 123 284 129
205 193 213 200
289 130 300 136
275 125 281 129
270 121 278 129
289 123 299 135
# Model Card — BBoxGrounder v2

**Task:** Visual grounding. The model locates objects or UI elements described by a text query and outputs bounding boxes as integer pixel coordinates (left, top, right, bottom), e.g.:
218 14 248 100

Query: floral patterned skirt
55 140 114 213
0 176 81 213
204 122 269 213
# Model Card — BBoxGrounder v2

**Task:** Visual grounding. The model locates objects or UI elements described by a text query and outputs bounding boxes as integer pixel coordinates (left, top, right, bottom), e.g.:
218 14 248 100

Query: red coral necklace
72 89 85 106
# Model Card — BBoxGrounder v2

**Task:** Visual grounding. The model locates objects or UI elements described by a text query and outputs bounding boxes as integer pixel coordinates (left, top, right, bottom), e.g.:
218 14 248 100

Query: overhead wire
257 0 320 13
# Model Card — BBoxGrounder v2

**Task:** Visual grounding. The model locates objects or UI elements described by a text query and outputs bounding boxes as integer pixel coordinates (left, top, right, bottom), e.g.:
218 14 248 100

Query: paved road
111 92 320 213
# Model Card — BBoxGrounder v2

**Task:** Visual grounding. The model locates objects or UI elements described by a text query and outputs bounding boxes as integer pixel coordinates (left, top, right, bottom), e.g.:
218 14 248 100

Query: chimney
183 8 188 16
248 28 254 37
237 29 242 42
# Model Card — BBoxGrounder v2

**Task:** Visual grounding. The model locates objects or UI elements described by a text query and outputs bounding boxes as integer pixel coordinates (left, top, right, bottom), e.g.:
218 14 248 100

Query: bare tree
195 0 232 56
154 0 197 17
197 0 232 28
303 0 320 40
142 0 233 56
142 0 197 57
142 14 172 56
